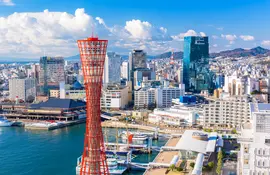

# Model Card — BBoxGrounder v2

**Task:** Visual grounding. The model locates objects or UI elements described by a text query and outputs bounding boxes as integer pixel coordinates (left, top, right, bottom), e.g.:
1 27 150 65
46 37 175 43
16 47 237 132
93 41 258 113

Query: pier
102 121 187 134
143 135 183 175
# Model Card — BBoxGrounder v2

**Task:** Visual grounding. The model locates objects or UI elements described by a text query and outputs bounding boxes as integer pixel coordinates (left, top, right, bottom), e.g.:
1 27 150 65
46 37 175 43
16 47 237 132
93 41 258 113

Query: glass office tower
183 36 214 93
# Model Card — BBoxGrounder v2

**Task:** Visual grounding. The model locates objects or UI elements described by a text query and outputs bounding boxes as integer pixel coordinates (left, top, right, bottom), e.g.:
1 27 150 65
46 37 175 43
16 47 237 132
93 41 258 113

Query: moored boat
0 116 14 127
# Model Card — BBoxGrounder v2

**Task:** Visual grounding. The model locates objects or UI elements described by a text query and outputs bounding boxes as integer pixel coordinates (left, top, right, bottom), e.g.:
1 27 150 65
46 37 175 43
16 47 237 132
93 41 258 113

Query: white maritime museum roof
175 130 218 154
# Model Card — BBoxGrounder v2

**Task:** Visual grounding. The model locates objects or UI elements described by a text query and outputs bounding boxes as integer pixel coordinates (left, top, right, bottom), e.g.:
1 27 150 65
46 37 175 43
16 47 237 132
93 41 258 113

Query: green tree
251 90 260 95
231 128 237 134
169 164 175 171
208 162 215 169
216 150 223 175
189 162 195 168
176 167 183 172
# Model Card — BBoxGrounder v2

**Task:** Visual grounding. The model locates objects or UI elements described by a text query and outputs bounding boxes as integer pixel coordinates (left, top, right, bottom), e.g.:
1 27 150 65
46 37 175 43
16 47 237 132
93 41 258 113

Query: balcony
237 137 253 143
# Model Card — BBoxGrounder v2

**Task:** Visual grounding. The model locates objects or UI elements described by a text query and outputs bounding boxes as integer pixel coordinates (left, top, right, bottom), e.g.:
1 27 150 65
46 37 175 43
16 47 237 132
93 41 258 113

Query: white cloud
200 32 206 37
123 19 171 41
213 44 218 47
0 8 264 58
221 34 237 44
240 35 255 41
184 30 197 36
0 0 15 6
0 9 176 57
124 20 152 40
171 33 185 41
216 27 223 31
172 30 207 41
0 8 94 57
262 40 270 46
212 35 219 39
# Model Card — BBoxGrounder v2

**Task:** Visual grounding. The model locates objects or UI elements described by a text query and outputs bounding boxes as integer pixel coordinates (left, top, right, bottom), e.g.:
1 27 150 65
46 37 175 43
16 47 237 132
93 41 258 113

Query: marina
74 123 170 175
0 124 168 175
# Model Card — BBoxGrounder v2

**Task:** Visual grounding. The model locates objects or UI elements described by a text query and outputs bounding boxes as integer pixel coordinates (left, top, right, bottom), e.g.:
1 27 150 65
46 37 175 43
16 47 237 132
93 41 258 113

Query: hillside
65 46 270 61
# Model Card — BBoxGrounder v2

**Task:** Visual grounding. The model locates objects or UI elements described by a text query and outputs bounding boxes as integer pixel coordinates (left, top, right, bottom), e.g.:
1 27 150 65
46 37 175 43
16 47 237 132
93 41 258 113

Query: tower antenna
91 24 94 38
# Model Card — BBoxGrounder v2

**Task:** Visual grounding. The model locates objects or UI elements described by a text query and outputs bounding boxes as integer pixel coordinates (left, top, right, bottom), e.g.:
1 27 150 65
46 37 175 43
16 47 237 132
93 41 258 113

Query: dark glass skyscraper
128 50 147 100
183 36 214 92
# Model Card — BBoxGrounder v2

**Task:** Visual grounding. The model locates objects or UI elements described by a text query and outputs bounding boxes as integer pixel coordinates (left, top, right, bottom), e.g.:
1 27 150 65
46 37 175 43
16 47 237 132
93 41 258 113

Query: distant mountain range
65 46 270 61
210 46 270 58
152 51 183 60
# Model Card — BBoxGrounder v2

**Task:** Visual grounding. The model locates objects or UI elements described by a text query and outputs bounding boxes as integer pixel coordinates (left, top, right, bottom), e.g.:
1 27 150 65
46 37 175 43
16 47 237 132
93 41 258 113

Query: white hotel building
238 103 270 175
203 95 251 128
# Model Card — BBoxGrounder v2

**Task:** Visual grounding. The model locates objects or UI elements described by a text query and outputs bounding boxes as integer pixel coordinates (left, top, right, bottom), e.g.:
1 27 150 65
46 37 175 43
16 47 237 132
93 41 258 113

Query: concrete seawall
102 121 185 134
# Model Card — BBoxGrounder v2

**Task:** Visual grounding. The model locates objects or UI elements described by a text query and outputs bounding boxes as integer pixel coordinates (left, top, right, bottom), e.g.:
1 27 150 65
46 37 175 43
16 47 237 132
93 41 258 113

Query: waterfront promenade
102 121 189 134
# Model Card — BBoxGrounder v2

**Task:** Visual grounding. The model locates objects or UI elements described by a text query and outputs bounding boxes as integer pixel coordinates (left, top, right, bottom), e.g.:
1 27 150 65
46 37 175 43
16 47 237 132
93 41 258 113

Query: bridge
129 162 149 170
101 114 118 120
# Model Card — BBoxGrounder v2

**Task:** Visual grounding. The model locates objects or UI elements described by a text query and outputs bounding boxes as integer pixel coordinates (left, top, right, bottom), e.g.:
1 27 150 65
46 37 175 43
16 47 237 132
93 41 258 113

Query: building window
265 139 270 144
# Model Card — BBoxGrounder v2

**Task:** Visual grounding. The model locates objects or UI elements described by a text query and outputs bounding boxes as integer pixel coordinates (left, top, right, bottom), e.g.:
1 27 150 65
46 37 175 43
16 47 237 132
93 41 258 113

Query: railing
255 153 270 157
256 164 270 168
237 137 253 142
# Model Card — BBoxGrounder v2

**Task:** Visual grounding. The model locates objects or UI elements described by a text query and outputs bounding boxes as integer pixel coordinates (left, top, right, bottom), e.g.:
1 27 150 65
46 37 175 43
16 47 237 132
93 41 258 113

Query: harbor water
0 124 168 175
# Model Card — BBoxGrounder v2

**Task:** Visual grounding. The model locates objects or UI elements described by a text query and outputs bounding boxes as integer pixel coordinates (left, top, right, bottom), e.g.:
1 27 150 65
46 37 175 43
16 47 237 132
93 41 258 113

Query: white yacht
0 116 14 127
25 121 64 129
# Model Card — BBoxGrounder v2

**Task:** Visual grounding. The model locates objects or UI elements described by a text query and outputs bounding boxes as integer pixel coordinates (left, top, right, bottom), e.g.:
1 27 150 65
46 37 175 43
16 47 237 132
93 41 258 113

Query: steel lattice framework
77 37 109 175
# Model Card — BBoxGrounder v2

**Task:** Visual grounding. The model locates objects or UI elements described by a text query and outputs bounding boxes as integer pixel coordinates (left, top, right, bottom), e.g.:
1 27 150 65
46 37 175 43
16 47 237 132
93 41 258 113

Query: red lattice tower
77 37 109 175
170 49 174 65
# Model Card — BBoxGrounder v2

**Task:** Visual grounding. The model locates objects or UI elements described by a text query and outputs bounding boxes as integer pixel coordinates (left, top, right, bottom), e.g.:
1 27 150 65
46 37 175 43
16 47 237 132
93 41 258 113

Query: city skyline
0 0 270 58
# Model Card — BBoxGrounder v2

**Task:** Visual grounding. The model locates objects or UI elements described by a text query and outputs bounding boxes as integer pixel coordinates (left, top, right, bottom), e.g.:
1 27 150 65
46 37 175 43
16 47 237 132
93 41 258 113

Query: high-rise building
147 62 156 72
259 78 270 103
223 73 259 96
238 103 270 175
177 68 183 84
215 74 225 89
76 36 109 175
73 62 80 74
129 50 147 89
39 56 65 95
183 36 213 92
155 84 185 108
121 61 129 79
29 64 40 82
9 78 36 102
100 84 129 110
134 79 155 109
134 87 155 109
133 68 156 88
129 50 147 71
103 52 121 84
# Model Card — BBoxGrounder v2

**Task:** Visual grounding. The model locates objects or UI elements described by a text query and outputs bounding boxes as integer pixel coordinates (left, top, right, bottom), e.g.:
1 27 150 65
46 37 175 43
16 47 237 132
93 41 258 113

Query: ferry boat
121 131 148 142
0 116 14 127
76 156 127 175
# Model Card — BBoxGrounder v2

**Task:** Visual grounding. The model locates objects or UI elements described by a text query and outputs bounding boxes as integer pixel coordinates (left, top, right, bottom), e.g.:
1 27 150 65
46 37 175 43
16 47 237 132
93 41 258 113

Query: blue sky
0 0 270 58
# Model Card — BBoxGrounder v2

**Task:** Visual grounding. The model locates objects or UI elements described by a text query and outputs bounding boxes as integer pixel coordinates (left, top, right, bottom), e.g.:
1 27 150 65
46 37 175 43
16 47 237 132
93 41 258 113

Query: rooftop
30 99 86 109
250 103 270 113
175 130 217 154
